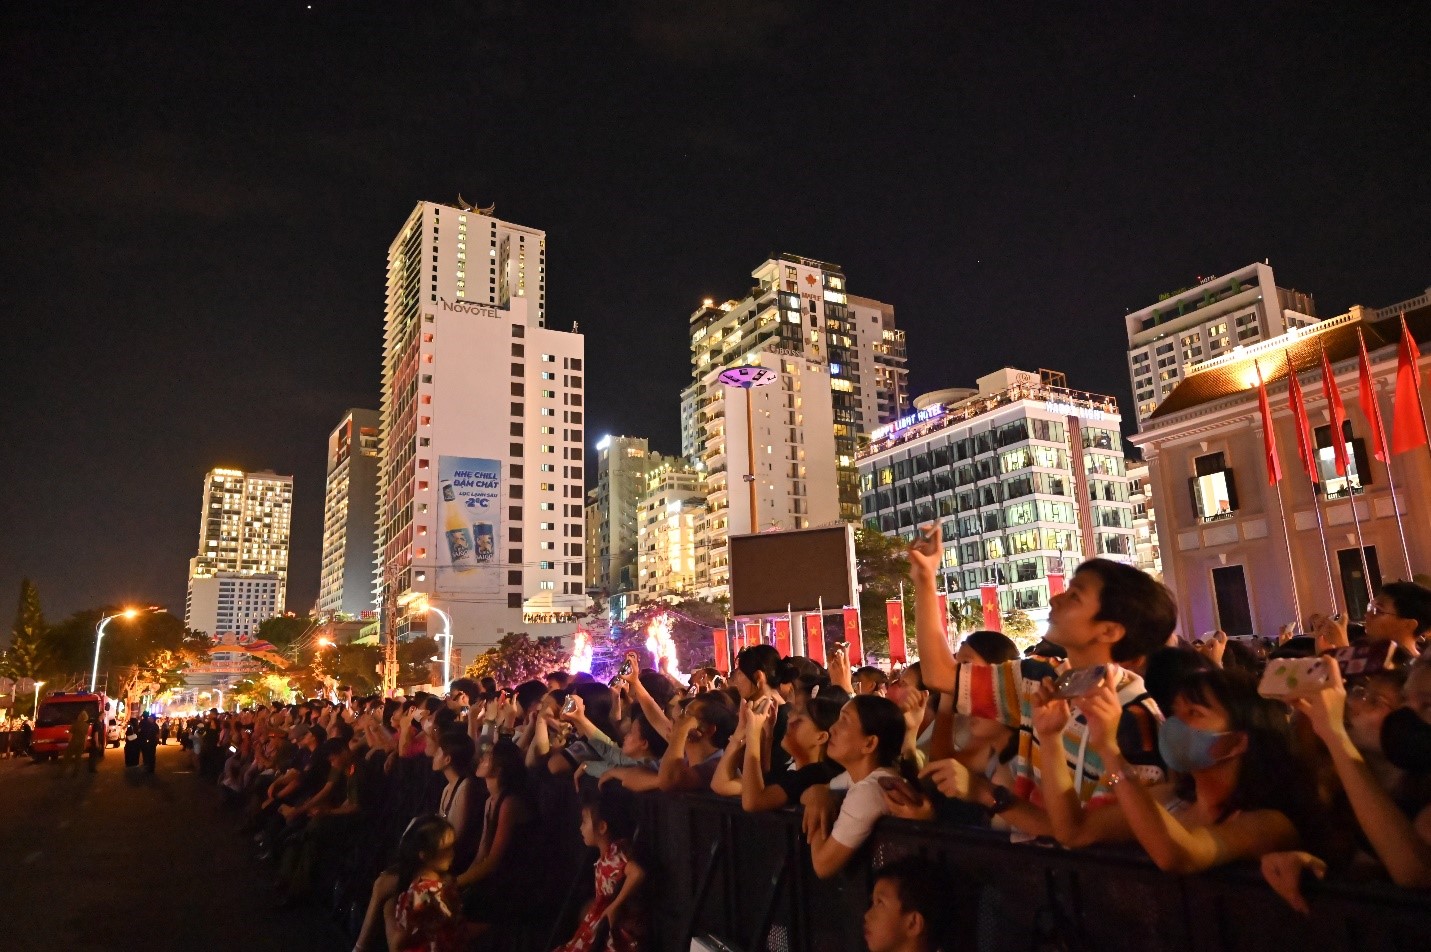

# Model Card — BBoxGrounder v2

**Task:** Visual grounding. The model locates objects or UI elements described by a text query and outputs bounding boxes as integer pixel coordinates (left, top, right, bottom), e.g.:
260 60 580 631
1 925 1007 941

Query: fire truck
30 690 111 762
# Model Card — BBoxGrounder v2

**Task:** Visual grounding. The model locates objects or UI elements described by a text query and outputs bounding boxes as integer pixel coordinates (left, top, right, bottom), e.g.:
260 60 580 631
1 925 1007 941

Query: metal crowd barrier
630 793 1430 952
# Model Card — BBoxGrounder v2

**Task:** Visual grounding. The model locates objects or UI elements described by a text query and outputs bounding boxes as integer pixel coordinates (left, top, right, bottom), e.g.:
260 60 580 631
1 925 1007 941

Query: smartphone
1053 665 1108 699
1330 641 1396 677
228 745 238 753
1258 657 1332 699
750 696 773 716
618 659 634 678
835 641 850 654
562 695 578 715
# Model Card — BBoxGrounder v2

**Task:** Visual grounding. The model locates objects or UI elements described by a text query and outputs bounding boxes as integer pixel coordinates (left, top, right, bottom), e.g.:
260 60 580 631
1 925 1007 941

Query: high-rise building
185 467 293 631
688 255 908 521
316 409 381 619
377 200 585 659
187 572 282 638
1125 262 1318 423
1130 289 1431 636
1126 460 1163 580
858 368 1136 632
637 458 705 600
586 436 663 597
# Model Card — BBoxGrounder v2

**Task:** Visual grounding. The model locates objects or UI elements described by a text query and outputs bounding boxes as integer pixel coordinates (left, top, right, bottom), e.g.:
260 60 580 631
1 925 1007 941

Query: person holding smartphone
902 524 1173 837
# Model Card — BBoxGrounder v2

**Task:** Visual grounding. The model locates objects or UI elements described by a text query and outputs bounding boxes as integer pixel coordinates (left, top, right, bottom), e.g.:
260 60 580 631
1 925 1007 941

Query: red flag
713 626 730 675
980 584 1002 631
1356 331 1389 463
841 607 864 666
1393 314 1428 454
1255 360 1282 486
1047 571 1066 598
742 621 761 650
803 613 825 666
1287 357 1319 482
1321 348 1351 477
772 618 792 658
885 599 907 665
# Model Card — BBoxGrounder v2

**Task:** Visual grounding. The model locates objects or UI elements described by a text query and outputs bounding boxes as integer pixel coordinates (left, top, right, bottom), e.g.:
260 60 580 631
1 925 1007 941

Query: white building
637 459 705 600
858 368 1136 630
185 467 293 631
688 255 908 523
1127 460 1163 580
586 436 664 597
377 200 585 659
1126 262 1318 423
316 409 381 619
187 572 282 639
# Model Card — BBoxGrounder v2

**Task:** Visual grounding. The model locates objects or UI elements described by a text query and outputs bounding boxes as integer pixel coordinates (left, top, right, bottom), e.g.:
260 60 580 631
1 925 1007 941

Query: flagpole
1272 479 1305 631
1288 351 1340 612
1359 331 1413 577
788 602 801 657
1346 485 1375 603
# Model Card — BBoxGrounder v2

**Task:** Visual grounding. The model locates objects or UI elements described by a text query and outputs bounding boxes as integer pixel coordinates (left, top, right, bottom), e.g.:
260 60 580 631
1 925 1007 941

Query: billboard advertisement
438 456 501 594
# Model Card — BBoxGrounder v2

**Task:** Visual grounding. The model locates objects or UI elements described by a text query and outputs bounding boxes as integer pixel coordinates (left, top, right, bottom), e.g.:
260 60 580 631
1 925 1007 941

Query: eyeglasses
1365 604 1399 618
1349 684 1394 707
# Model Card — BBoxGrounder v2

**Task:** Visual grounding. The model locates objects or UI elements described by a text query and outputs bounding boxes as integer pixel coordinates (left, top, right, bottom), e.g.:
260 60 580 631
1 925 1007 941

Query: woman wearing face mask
1264 658 1431 904
1041 665 1312 870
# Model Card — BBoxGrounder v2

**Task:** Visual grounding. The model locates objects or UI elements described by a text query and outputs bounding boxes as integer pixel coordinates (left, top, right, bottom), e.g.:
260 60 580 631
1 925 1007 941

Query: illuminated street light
427 605 453 695
91 608 139 694
718 365 779 529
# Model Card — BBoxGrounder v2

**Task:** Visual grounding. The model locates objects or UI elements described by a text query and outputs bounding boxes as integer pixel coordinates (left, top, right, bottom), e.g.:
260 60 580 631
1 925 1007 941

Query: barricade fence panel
635 794 1431 952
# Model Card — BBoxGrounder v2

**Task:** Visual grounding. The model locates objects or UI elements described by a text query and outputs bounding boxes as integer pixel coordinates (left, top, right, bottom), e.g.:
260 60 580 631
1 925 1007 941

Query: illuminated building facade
586 436 664 597
1126 262 1318 423
377 200 585 658
637 459 705 600
316 408 380 619
185 467 293 631
858 368 1135 630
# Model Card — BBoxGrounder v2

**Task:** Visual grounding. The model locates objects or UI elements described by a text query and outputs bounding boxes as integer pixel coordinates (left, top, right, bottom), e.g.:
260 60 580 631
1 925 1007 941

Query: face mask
1158 716 1234 773
1380 707 1431 774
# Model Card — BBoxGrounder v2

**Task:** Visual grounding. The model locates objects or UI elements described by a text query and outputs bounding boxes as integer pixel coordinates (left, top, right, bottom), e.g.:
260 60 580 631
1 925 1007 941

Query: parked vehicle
31 691 110 761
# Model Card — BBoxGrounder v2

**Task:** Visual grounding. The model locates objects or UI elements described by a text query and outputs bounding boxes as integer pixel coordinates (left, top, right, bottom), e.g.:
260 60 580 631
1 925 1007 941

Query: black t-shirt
771 760 841 805
769 702 793 773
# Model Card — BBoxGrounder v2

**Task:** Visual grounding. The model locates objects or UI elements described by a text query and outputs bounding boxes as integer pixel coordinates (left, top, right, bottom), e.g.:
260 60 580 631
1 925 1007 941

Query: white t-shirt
829 768 897 850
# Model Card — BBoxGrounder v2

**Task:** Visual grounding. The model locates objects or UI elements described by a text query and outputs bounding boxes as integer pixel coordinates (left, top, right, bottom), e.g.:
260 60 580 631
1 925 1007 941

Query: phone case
1258 658 1332 698
1054 665 1107 699
1331 641 1396 677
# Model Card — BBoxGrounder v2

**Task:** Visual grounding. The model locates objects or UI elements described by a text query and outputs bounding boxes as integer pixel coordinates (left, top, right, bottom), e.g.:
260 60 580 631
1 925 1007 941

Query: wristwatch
986 784 1015 816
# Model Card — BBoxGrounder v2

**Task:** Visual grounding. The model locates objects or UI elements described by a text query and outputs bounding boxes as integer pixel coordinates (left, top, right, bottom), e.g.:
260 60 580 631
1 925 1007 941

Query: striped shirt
953 658 1165 807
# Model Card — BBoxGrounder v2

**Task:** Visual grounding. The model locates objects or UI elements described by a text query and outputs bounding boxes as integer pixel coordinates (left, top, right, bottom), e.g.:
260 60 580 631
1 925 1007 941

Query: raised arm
1295 665 1431 887
908 525 957 693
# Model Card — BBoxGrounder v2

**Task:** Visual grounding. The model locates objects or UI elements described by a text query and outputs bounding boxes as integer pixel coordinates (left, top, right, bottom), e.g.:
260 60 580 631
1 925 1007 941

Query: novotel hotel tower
377 200 587 657
857 367 1136 633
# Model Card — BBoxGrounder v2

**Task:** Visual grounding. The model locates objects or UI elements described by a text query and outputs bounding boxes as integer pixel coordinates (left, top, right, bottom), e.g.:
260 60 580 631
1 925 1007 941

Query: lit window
1192 452 1238 522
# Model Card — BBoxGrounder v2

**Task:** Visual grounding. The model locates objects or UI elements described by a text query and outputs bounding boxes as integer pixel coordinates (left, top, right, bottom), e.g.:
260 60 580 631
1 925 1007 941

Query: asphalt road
0 741 347 952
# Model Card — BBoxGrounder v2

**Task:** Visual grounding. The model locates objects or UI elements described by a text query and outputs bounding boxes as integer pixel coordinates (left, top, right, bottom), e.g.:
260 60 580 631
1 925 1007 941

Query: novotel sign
870 403 944 442
438 299 502 319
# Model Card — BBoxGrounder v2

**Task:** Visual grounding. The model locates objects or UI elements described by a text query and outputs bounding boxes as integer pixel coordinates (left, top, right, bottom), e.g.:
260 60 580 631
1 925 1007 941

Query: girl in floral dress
554 788 646 952
384 815 465 952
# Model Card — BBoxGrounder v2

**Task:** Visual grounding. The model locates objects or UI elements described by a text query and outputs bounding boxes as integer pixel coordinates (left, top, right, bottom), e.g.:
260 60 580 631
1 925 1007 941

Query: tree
41 609 207 706
1001 608 1039 647
949 597 984 636
1 578 47 681
255 614 316 650
855 526 914 659
464 633 568 686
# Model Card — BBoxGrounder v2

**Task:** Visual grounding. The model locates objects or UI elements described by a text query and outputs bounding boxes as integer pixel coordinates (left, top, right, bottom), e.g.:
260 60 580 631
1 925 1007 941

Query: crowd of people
190 530 1431 951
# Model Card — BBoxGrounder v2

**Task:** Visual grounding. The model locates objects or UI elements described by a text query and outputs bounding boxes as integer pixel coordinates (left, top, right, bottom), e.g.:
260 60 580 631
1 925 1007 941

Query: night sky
2 1 1427 620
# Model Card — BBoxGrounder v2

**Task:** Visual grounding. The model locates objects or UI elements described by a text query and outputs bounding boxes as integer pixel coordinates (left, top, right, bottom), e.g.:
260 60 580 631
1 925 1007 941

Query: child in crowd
383 815 464 952
863 857 953 952
554 787 647 952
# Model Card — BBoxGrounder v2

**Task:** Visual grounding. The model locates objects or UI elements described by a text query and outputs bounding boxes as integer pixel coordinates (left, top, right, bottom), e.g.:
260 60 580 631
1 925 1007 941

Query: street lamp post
33 680 46 722
91 609 138 694
214 689 224 712
428 606 453 695
718 366 780 533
